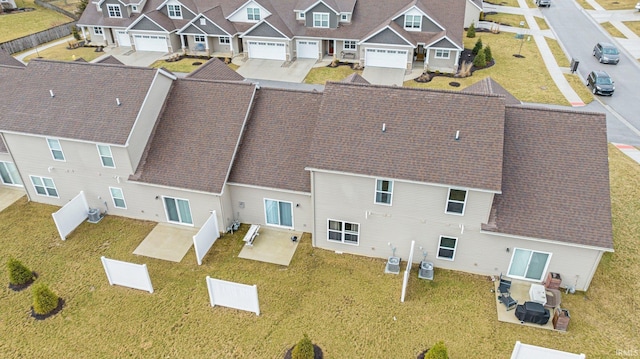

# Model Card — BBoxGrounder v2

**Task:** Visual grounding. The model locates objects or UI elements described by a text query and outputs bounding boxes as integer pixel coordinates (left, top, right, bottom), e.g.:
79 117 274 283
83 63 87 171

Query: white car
636 2 640 10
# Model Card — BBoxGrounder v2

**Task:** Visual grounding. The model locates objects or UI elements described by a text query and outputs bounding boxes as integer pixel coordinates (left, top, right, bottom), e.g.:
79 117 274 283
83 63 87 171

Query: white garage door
133 34 168 52
248 41 286 61
365 48 408 69
296 40 318 59
116 30 131 47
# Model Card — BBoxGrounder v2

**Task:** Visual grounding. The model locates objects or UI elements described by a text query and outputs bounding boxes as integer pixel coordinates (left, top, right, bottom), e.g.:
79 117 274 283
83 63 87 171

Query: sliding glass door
507 248 551 281
264 199 293 228
163 197 193 225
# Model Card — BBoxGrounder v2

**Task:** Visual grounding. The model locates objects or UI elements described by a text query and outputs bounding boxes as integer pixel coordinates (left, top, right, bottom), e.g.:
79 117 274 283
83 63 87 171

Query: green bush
291 334 314 359
473 50 487 68
32 283 59 315
472 38 483 55
466 23 476 38
484 45 493 63
7 258 34 285
72 26 81 41
425 341 449 359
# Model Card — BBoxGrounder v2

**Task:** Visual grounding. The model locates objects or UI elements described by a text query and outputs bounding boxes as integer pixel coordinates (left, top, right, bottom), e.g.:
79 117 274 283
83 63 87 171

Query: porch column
180 34 185 49
229 37 234 55
333 39 336 59
81 27 87 40
454 50 461 73
425 47 430 71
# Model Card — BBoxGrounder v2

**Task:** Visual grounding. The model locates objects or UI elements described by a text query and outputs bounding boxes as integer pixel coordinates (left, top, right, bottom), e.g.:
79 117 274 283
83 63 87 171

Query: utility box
553 308 570 331
570 58 579 73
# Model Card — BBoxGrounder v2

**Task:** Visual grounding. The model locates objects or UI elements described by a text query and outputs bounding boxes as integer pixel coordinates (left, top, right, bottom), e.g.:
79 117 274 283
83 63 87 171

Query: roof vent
455 130 460 141
116 98 121 106
382 123 386 132
49 90 54 98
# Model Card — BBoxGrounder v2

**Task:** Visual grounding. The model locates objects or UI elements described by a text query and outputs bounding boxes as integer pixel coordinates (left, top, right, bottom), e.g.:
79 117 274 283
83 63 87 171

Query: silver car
593 42 620 64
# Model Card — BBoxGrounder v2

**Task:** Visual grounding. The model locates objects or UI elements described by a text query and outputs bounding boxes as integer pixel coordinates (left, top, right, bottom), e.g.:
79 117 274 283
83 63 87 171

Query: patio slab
133 223 197 262
238 226 301 266
362 66 405 86
0 186 25 212
494 279 559 331
237 58 315 83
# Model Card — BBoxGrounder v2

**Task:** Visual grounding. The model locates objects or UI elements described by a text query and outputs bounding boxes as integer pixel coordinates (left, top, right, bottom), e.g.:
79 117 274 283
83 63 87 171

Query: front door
264 199 293 228
328 40 334 56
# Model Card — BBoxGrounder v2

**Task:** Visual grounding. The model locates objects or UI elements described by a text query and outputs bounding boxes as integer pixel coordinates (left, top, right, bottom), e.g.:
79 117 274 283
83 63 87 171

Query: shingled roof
307 82 506 192
187 57 244 81
463 77 520 105
131 79 256 193
341 73 370 84
95 55 125 65
482 106 613 249
0 60 165 145
228 88 322 192
0 49 25 68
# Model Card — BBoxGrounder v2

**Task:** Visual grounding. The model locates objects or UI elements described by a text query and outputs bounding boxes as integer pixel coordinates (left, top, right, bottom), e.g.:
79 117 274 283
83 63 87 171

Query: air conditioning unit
87 208 102 223
385 256 401 274
418 261 434 280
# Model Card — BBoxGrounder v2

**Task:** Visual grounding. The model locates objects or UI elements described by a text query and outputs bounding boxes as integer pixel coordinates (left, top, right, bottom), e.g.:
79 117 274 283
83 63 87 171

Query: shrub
479 11 485 21
425 341 449 359
7 258 34 285
472 38 483 55
32 283 59 315
72 26 81 41
484 45 493 63
291 334 314 359
473 50 487 68
466 23 476 38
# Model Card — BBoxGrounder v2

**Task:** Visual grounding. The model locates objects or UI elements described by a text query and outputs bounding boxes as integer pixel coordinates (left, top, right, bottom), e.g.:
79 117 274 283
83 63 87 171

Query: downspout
310 170 316 247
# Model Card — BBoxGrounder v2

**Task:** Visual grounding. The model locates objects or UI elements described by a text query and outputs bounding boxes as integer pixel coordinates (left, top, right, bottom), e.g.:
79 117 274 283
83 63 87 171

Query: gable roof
307 82 506 192
0 49 25 68
131 79 256 193
0 137 6 153
341 73 369 84
0 60 162 145
95 55 125 65
187 57 244 81
228 88 322 192
463 77 520 105
482 106 613 249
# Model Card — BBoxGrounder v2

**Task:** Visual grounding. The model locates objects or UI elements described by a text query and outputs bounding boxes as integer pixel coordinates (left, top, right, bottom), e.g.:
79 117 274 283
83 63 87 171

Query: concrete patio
362 66 406 86
133 223 197 262
236 58 316 83
0 186 24 212
494 278 562 331
238 226 301 266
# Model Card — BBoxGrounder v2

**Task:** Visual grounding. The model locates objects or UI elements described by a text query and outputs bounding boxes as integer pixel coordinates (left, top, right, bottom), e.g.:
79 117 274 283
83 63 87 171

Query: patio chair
499 293 518 311
498 273 512 296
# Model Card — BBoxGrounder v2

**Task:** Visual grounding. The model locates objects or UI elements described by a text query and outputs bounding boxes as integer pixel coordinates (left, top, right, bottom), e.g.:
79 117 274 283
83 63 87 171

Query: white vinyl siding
47 138 65 161
445 188 467 215
0 161 22 186
437 236 457 260
313 13 329 28
163 196 193 225
97 144 115 168
375 179 393 205
507 248 551 282
328 219 359 245
107 4 122 18
30 175 58 197
109 187 126 209
264 199 293 228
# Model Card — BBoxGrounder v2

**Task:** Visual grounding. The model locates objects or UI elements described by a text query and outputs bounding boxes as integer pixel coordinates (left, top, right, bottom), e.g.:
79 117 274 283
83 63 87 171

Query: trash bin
570 58 579 73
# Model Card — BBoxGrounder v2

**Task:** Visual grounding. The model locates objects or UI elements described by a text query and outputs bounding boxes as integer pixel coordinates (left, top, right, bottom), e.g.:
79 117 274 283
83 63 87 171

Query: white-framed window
297 12 305 19
375 179 393 205
167 4 182 18
93 27 103 35
264 199 293 228
107 4 122 18
219 36 230 44
30 176 58 198
96 144 115 168
404 14 421 30
327 219 359 245
109 187 126 209
507 248 552 282
199 18 206 25
247 7 260 21
344 40 356 50
163 196 193 225
340 14 348 21
313 13 329 28
445 188 467 215
131 5 138 12
435 49 450 59
194 35 205 43
46 138 65 161
437 236 458 260
0 161 22 186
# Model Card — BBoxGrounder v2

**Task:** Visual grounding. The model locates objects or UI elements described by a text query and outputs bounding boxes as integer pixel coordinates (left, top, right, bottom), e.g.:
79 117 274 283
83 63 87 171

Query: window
375 179 393 205
93 27 103 35
0 161 22 186
264 199 293 228
313 13 329 28
131 5 138 12
107 4 122 18
507 248 551 281
199 18 206 25
163 197 193 225
247 7 260 21
167 4 182 18
47 138 65 161
437 236 457 260
404 14 421 29
297 12 305 19
109 187 126 209
340 14 348 21
30 176 58 197
435 49 450 59
219 36 230 44
96 144 115 168
344 41 356 50
446 188 467 215
327 219 359 245
194 35 205 43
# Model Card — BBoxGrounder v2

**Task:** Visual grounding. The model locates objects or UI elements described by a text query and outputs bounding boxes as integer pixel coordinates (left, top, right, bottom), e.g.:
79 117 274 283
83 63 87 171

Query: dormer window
247 7 260 21
199 18 206 25
167 4 182 19
131 5 138 12
313 13 329 28
404 14 421 30
297 12 305 20
107 4 122 18
340 13 348 21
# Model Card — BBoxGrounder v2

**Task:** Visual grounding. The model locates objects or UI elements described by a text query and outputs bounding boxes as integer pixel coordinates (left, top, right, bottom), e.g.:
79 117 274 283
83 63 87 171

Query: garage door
133 34 168 52
116 30 131 47
296 40 318 59
248 41 286 61
365 48 408 69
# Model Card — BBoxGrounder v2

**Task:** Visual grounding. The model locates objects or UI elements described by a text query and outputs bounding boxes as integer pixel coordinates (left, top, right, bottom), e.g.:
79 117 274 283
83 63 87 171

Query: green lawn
0 145 638 357
484 0 520 7
304 64 363 84
565 73 594 105
22 41 103 62
534 16 549 30
575 0 596 9
47 0 81 14
593 0 637 9
601 22 627 38
0 0 73 43
622 21 640 37
484 13 529 28
149 58 204 73
546 38 570 68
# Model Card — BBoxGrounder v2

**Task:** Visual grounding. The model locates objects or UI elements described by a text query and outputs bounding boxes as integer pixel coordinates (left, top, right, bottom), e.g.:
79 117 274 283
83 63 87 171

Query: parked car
535 0 551 6
593 42 620 64
586 70 615 96
636 2 640 10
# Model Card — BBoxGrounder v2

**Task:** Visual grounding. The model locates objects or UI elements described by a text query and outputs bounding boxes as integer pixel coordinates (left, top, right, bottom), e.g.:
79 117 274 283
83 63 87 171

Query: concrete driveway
362 67 406 86
237 58 316 83
94 47 166 67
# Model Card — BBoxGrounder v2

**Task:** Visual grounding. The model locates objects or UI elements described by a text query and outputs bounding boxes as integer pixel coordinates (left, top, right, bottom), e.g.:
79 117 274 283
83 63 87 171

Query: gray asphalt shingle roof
187 57 245 81
0 50 25 68
463 77 521 105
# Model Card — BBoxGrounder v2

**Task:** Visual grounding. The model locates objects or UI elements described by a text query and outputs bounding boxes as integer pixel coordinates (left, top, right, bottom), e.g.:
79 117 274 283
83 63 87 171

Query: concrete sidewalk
14 36 75 64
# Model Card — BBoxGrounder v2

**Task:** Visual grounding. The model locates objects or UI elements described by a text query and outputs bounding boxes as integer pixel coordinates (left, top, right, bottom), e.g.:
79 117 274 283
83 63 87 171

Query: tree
484 45 493 63
7 258 34 285
32 283 59 315
425 341 449 359
291 334 314 359
472 38 483 55
466 23 476 38
473 49 486 68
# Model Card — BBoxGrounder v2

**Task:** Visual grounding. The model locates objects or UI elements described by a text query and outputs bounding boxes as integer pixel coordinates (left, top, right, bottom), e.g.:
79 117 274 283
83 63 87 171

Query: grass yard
22 42 103 62
405 32 567 105
565 73 594 104
601 22 627 38
546 38 570 68
534 16 549 30
149 58 206 73
47 0 81 14
304 65 363 84
622 21 640 37
484 0 520 8
593 0 637 9
0 145 638 357
484 13 529 28
0 0 73 43
575 0 596 9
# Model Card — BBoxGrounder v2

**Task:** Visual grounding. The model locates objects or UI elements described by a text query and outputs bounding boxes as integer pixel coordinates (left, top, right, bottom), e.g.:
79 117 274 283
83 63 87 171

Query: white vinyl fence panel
193 211 220 265
401 240 415 303
206 276 260 315
101 256 154 293
52 191 89 240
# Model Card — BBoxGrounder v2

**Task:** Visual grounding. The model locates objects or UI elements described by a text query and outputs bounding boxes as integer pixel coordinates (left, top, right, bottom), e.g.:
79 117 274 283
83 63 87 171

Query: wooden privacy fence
0 21 76 54
35 0 79 20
